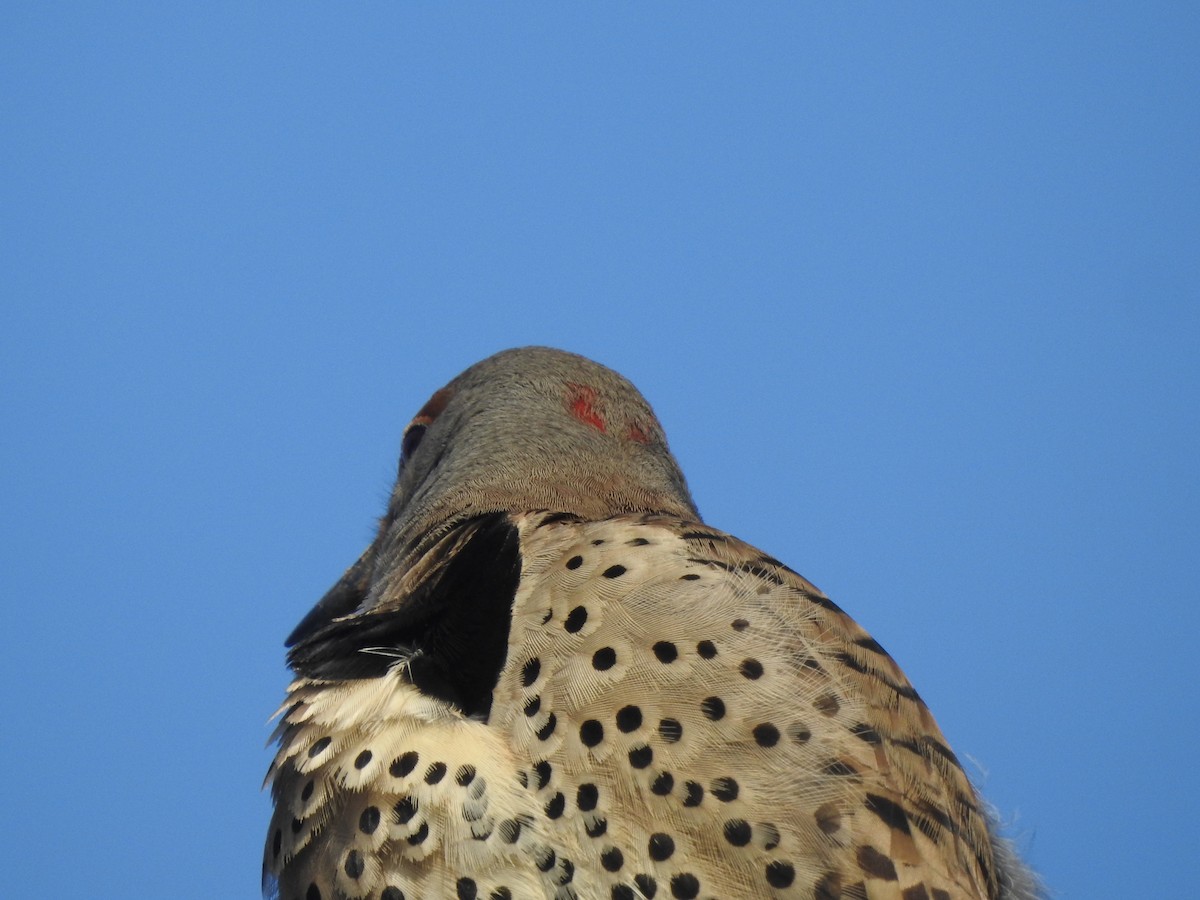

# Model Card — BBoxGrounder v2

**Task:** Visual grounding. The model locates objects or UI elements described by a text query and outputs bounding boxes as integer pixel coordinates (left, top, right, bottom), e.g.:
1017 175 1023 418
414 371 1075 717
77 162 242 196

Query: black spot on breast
652 641 678 663
545 792 566 819
723 818 752 846
308 736 331 758
669 873 699 899
682 781 703 806
564 606 588 632
628 745 653 768
498 818 523 843
651 772 674 795
558 858 576 886
576 782 598 811
424 762 447 784
601 847 624 871
603 565 626 578
701 697 726 720
524 695 541 717
359 806 380 834
616 705 643 732
740 658 764 679
344 849 364 879
765 861 795 888
522 657 541 686
760 822 781 850
634 874 657 897
391 751 419 778
566 555 584 569
354 750 372 769
536 713 557 740
592 647 617 670
456 877 477 900
394 796 418 824
648 832 675 861
711 777 739 802
696 640 717 658
534 760 552 789
381 888 406 900
658 719 683 742
580 719 604 747
752 723 780 747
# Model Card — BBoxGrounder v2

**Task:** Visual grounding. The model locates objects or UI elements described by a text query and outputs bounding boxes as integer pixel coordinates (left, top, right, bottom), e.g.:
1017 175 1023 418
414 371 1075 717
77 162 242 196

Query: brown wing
678 518 999 898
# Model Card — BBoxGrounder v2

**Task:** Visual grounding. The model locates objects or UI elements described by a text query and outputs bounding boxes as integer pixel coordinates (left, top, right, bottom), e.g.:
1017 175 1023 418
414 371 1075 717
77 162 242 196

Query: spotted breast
264 347 1041 900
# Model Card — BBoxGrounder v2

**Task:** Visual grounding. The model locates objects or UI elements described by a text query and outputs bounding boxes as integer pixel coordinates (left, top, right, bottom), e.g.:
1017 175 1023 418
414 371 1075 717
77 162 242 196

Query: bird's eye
400 422 427 466
397 387 454 473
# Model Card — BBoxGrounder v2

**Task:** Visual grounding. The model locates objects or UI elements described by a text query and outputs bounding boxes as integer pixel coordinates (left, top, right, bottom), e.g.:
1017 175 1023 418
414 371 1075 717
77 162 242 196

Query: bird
263 346 1040 900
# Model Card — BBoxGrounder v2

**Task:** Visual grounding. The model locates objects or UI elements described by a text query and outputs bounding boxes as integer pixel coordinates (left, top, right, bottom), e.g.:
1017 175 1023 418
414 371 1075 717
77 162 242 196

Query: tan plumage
264 347 1039 900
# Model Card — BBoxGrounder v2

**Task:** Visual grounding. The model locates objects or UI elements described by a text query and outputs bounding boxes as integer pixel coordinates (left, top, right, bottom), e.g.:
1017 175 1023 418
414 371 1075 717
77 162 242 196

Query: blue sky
2 5 1196 897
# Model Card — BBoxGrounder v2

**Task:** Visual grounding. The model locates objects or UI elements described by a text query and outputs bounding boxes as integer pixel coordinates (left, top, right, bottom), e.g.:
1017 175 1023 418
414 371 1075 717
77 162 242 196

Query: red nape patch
413 387 454 426
627 422 650 444
565 382 606 433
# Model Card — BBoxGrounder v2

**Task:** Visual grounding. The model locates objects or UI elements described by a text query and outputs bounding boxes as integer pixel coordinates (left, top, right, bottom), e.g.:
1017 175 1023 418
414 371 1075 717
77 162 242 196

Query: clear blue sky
2 5 1196 897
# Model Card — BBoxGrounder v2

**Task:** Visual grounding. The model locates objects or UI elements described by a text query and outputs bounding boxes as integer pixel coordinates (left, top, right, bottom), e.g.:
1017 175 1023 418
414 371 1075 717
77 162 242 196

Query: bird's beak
284 542 377 648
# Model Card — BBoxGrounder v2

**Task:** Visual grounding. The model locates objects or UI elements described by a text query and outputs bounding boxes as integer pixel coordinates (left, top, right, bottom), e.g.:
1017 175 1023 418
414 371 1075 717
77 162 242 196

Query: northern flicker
264 347 1040 900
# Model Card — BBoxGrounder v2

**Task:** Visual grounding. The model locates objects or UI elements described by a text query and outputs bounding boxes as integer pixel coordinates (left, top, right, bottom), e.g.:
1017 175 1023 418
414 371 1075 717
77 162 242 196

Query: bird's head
287 346 697 646
388 346 697 538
